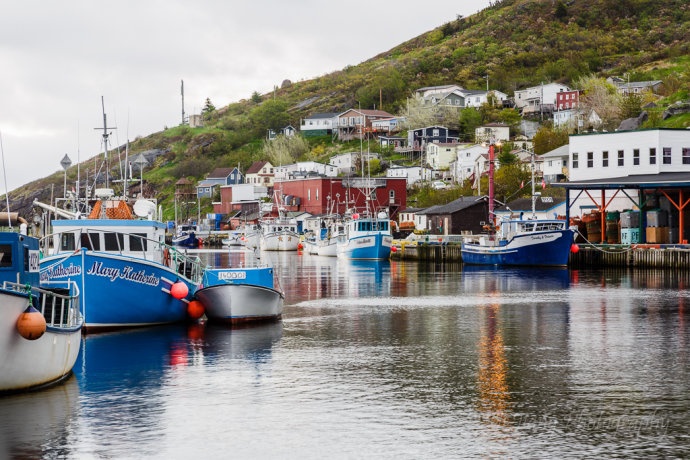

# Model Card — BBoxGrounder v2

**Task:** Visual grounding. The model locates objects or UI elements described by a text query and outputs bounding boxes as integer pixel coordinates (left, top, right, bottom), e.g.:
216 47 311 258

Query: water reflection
5 253 688 458
0 376 79 459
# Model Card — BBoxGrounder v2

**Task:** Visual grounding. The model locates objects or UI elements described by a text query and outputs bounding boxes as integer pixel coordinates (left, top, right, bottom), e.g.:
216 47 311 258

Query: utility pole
181 80 186 125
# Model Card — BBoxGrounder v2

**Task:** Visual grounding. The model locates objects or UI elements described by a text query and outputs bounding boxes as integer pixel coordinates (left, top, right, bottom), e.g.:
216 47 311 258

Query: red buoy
170 281 189 299
187 300 205 319
391 246 398 253
297 243 304 250
571 244 580 254
16 305 47 340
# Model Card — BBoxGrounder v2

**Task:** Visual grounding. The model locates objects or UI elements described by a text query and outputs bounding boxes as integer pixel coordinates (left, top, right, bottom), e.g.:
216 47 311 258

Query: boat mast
95 96 116 191
531 150 537 218
488 141 496 225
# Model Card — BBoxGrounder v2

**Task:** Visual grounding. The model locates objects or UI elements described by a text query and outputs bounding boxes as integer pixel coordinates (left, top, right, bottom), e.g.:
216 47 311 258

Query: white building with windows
565 128 690 217
569 129 690 181
274 161 338 180
385 165 425 187
451 144 487 183
541 145 569 184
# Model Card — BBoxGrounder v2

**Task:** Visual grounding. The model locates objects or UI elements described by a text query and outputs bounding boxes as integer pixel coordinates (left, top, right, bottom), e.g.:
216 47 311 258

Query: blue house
408 126 461 153
197 167 243 198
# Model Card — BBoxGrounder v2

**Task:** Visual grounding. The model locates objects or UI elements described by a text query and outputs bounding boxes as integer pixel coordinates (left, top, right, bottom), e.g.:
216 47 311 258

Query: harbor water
1 250 689 458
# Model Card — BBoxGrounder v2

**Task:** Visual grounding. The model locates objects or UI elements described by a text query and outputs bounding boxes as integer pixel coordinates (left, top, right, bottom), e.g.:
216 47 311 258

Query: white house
386 165 425 187
426 142 464 170
300 112 338 135
475 123 510 144
461 89 509 108
274 161 338 180
451 144 487 183
514 82 571 112
541 145 569 184
329 152 379 175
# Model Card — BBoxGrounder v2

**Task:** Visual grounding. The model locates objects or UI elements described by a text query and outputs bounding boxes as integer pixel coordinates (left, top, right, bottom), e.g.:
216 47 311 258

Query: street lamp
60 154 72 199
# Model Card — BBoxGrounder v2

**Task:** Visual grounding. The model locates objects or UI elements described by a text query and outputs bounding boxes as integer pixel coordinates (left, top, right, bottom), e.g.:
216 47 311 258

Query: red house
275 177 407 218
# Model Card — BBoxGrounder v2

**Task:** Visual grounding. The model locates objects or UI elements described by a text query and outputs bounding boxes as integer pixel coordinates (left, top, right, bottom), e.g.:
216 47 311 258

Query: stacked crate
620 211 641 244
645 210 668 244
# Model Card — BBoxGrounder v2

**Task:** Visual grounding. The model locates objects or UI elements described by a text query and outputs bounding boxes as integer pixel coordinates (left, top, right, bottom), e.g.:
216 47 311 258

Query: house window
308 189 311 201
663 147 672 164
548 160 553 167
433 129 440 137
587 152 593 168
684 148 690 165
389 190 395 202
618 150 624 166
316 189 319 201
572 153 579 169
633 149 640 166
602 151 609 167
650 148 656 165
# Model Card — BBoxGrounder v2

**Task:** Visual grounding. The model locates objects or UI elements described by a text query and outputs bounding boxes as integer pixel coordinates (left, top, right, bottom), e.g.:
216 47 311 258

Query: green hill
7 0 690 219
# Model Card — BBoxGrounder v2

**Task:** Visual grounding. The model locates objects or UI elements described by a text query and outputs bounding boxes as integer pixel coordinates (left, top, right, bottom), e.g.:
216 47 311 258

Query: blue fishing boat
336 211 392 260
461 146 575 267
36 197 204 332
195 264 284 324
0 221 83 392
461 219 575 266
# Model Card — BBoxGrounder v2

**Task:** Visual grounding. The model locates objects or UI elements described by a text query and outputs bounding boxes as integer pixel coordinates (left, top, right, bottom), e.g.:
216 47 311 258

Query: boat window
23 246 30 272
0 244 12 267
129 233 147 252
81 232 101 250
104 232 124 251
380 221 388 231
60 233 76 251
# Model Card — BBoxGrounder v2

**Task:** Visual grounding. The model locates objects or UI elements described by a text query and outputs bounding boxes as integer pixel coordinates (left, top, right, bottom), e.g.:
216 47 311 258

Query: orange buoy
187 300 205 319
170 281 189 299
16 305 47 340
571 244 580 254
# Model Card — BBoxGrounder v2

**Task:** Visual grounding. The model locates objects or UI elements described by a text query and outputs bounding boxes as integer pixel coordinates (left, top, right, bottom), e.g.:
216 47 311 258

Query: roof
246 161 269 174
496 197 566 213
417 196 484 215
208 167 236 179
554 172 690 190
540 144 569 158
305 112 338 119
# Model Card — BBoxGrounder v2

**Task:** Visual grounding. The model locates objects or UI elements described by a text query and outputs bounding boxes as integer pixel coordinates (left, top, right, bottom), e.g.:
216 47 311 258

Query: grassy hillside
6 0 690 219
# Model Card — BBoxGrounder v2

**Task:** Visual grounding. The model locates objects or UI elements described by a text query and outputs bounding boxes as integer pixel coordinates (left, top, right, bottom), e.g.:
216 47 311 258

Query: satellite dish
133 199 156 218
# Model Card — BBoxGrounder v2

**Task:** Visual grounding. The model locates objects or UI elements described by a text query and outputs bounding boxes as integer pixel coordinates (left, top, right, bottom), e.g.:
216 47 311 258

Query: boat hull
40 251 198 331
337 233 392 260
196 284 284 324
196 267 284 324
260 232 299 251
0 290 82 393
461 229 574 266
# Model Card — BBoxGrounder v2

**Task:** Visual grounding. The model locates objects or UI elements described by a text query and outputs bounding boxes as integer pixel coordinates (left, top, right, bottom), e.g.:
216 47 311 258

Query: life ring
163 247 171 267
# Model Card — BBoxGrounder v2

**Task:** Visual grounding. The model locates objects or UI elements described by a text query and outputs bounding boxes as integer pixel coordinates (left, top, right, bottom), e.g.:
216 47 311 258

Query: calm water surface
1 250 689 459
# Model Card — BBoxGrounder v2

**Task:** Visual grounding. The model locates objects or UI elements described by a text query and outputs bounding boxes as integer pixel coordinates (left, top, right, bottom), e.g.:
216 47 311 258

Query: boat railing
166 245 204 282
3 280 82 328
40 229 204 284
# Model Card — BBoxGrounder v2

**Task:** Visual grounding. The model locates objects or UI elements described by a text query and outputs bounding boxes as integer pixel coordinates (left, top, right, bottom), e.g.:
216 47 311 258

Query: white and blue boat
336 211 393 260
172 223 200 249
0 222 83 393
461 148 575 267
36 196 204 332
461 218 575 266
195 264 284 324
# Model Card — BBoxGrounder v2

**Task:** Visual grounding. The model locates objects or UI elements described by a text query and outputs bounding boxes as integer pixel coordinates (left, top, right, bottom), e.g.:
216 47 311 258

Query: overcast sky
0 1 491 192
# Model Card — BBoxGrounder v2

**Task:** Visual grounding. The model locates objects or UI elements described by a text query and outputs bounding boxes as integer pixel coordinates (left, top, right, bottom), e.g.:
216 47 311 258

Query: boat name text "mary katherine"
218 271 247 280
529 233 558 241
85 262 160 286
40 263 82 282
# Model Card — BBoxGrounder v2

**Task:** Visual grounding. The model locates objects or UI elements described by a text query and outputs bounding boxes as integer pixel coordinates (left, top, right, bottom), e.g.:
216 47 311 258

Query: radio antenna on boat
94 96 116 190
0 130 11 227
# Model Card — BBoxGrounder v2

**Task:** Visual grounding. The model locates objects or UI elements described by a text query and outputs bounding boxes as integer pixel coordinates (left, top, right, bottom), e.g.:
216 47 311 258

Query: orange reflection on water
477 301 510 427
